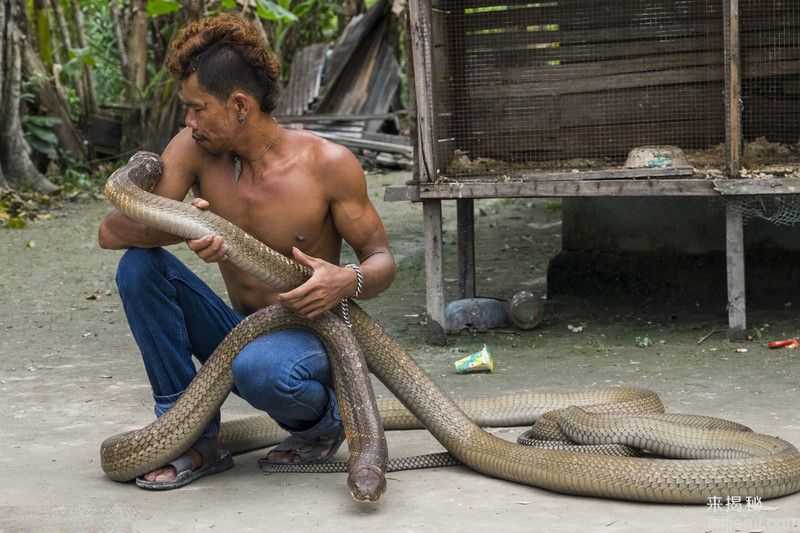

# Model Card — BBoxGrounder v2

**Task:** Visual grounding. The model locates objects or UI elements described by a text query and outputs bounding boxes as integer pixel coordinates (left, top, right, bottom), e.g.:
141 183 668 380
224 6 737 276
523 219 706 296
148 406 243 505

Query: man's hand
278 247 357 320
185 198 228 263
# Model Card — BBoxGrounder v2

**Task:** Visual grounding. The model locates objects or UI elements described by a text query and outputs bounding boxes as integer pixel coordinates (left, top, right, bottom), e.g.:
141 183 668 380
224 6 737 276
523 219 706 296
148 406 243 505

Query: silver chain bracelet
339 263 364 328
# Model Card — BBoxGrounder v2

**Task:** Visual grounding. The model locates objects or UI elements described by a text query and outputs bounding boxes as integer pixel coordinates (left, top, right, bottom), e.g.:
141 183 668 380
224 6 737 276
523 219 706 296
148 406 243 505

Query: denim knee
231 344 289 405
232 333 327 409
115 247 166 296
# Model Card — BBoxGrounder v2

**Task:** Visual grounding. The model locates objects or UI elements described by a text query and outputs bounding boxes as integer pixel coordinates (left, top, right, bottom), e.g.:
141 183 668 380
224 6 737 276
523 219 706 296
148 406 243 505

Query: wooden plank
464 84 724 133
319 17 387 114
404 5 421 183
384 184 421 202
410 0 438 182
276 113 399 123
461 1 723 33
713 178 800 195
361 38 402 132
312 131 413 155
461 50 725 85
274 44 324 116
462 8 798 36
459 45 800 88
387 178 800 202
433 2 456 181
725 0 743 178
462 17 723 50
363 131 412 146
456 199 476 299
316 1 388 111
743 96 800 143
440 168 695 182
452 118 724 161
460 31 793 66
418 178 719 198
460 58 800 98
725 201 747 339
423 200 447 343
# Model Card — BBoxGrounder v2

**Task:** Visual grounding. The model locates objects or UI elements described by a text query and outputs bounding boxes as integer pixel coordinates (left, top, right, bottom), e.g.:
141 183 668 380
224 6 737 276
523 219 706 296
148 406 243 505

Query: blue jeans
115 247 342 441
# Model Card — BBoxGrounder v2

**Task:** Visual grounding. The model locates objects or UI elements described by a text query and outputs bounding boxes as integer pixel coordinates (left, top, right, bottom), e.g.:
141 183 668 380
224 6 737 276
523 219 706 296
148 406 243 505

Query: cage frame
386 0 800 342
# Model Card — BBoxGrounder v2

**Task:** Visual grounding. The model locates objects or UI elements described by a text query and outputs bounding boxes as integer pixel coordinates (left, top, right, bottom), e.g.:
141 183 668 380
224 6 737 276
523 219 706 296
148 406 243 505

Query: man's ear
231 91 251 116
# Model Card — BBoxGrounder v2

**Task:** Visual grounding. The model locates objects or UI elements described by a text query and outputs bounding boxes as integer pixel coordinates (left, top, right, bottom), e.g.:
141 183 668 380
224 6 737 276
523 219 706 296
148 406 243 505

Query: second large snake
101 152 800 503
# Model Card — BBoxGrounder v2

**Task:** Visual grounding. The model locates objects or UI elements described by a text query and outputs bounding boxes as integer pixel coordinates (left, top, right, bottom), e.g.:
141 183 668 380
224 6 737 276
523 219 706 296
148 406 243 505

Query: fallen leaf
7 217 26 229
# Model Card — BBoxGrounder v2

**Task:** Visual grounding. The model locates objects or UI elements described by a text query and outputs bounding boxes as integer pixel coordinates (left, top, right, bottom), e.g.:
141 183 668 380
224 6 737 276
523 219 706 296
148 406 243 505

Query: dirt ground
1 169 799 533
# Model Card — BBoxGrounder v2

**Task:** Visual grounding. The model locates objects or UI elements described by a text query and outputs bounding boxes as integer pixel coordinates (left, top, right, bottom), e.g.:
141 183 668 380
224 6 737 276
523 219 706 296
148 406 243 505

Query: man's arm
98 128 200 250
278 143 396 320
326 146 395 299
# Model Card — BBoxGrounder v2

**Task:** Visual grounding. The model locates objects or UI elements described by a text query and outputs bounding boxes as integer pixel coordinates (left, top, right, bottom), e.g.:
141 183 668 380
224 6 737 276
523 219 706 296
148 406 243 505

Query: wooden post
423 200 446 344
724 0 742 178
457 199 476 299
402 5 420 183
726 201 747 339
408 0 437 183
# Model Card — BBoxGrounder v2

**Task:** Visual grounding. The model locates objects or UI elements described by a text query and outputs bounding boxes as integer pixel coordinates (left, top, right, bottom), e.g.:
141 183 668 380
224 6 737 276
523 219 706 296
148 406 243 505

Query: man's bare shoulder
153 128 209 199
294 131 364 197
162 127 208 170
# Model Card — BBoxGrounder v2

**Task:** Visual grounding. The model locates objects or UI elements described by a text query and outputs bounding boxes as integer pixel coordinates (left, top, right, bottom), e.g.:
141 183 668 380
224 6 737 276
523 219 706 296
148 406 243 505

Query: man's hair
166 14 281 113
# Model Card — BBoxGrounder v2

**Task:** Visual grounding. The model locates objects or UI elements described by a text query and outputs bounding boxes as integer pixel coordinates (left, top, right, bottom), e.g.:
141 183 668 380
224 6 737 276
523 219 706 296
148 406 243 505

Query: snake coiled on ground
101 151 800 503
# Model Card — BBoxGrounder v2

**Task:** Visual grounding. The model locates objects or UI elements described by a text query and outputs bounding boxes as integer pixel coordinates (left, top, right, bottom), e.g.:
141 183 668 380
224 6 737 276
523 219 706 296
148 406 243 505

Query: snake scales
101 151 800 503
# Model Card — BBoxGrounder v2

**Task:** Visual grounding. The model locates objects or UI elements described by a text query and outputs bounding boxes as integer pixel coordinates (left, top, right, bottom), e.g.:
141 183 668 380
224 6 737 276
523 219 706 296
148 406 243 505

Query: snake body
102 152 800 503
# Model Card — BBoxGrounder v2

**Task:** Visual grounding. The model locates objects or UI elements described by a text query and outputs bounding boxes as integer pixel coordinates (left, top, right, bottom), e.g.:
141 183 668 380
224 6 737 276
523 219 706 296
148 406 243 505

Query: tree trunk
110 0 128 75
70 0 98 120
338 0 365 31
184 0 204 22
126 0 148 100
48 0 72 64
31 0 52 67
21 32 86 159
0 0 58 192
0 0 7 190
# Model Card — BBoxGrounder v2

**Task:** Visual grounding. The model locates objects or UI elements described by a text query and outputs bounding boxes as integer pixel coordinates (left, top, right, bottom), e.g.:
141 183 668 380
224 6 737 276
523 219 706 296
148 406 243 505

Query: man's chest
196 170 331 256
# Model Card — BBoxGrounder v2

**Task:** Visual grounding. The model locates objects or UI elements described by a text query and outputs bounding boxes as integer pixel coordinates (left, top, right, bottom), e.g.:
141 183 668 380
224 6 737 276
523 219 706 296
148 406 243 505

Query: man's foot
135 437 233 491
258 430 345 467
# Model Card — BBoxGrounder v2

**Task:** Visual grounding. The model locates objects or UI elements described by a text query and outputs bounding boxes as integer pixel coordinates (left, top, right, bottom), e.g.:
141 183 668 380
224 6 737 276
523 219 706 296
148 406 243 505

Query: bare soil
1 170 799 532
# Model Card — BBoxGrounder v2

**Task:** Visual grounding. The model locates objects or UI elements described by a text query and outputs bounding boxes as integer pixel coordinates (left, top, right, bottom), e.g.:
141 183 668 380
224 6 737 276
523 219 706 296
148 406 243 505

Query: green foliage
147 0 181 17
255 0 298 23
22 115 62 160
51 157 117 193
61 47 96 79
83 2 125 105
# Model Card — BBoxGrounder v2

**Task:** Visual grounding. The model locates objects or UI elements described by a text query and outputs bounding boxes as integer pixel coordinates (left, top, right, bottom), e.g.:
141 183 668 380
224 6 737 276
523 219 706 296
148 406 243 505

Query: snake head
347 464 386 503
128 151 164 192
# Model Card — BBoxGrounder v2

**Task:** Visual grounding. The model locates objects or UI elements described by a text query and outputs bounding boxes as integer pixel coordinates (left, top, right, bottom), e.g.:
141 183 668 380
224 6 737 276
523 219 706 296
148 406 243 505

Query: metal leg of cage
423 199 447 345
457 199 476 299
725 200 747 340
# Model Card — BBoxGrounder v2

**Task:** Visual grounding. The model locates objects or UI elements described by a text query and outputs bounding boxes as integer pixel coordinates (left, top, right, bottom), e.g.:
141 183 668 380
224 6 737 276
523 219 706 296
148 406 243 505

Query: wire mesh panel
740 0 800 170
431 0 727 180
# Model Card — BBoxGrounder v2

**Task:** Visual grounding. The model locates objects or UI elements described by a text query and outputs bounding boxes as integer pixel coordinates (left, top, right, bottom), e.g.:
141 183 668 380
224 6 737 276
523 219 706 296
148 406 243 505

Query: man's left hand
278 247 356 320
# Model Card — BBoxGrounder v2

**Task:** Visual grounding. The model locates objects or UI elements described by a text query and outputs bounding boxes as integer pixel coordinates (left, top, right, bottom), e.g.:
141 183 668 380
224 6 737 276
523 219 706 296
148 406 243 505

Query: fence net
429 0 799 180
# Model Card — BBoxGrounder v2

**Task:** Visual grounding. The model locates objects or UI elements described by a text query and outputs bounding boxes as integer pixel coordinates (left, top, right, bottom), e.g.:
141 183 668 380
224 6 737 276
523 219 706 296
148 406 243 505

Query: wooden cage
387 0 800 341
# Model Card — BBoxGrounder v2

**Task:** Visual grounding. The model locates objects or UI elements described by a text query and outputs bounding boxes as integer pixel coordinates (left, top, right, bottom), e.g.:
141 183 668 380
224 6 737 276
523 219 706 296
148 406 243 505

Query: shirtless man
98 14 395 490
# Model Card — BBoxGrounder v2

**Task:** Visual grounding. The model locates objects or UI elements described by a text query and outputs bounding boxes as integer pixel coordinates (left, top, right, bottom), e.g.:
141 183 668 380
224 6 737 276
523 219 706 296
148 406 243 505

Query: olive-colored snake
101 152 800 503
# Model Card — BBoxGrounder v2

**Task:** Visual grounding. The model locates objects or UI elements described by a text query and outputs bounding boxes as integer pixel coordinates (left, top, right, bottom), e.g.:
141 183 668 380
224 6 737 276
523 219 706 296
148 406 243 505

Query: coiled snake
101 152 800 504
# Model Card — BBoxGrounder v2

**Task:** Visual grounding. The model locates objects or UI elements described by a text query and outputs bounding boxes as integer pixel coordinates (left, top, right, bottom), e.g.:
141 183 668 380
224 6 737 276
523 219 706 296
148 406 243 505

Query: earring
238 115 245 124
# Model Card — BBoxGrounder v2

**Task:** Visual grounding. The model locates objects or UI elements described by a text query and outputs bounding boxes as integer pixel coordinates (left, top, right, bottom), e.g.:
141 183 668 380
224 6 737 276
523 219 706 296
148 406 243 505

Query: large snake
101 152 800 504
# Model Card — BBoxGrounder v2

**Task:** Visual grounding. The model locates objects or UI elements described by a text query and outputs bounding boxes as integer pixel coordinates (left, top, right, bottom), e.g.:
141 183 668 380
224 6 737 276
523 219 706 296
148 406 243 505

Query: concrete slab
1 173 798 532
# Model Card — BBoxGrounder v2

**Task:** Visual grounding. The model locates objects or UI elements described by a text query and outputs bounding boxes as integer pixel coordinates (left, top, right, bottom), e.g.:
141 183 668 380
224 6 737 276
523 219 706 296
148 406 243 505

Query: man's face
179 73 236 154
